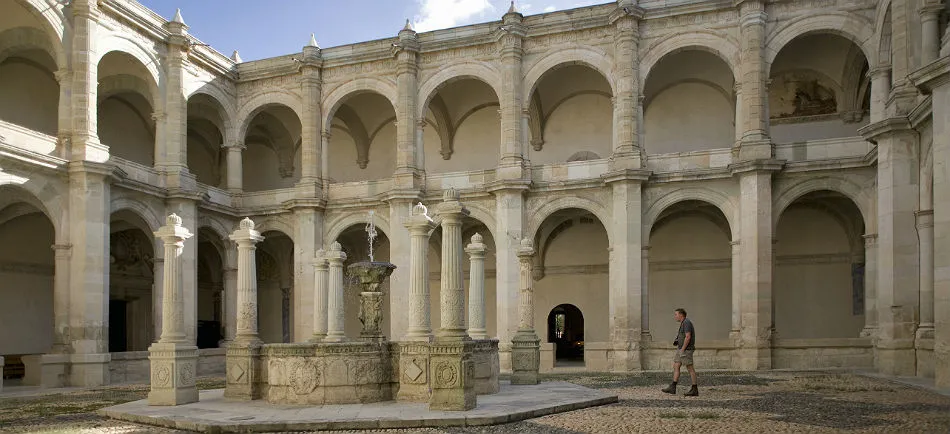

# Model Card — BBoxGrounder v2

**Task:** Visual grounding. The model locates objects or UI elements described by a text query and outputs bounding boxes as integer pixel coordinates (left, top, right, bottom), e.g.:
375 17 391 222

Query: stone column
222 243 238 344
321 131 331 186
735 0 771 159
467 233 488 340
148 214 198 406
225 218 264 400
404 202 435 341
917 211 935 343
223 143 244 193
166 197 200 345
67 163 113 386
292 206 324 341
299 35 323 184
153 258 165 343
610 1 643 168
51 244 72 353
437 189 469 339
859 121 920 376
325 241 347 342
734 163 779 370
641 246 651 341
160 12 189 173
920 2 943 65
908 55 949 387
498 5 527 177
310 249 329 342
489 184 527 371
868 67 892 123
861 234 879 338
605 170 648 371
68 0 106 162
511 238 540 384
730 241 742 341
394 21 422 189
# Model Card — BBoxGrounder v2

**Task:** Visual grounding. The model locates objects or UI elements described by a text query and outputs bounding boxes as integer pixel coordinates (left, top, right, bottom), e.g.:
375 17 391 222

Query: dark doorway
547 304 584 364
109 299 128 352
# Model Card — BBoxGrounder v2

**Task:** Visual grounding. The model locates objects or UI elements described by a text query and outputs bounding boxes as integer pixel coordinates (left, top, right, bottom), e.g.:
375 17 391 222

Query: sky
139 0 606 61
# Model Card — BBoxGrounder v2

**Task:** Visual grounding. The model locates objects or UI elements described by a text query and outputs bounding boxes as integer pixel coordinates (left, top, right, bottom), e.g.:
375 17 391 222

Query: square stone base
147 342 199 406
22 353 69 388
428 340 476 411
875 345 917 376
511 332 540 385
224 342 263 401
69 353 111 387
472 339 500 394
396 341 431 401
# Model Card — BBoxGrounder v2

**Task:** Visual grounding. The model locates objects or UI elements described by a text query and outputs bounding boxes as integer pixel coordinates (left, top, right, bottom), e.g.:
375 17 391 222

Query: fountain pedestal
348 261 396 343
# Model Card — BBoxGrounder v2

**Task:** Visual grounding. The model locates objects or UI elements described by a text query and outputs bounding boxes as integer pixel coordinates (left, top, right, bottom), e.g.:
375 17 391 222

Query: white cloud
543 5 556 11
412 0 496 32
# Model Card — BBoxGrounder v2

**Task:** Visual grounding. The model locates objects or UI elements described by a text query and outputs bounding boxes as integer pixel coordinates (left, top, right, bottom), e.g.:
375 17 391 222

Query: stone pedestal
359 291 385 342
429 341 476 411
148 214 198 406
21 354 68 388
511 238 540 385
397 341 431 401
224 343 263 401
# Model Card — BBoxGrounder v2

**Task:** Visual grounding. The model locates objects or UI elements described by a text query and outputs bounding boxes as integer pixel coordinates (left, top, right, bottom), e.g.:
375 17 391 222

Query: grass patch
787 375 895 393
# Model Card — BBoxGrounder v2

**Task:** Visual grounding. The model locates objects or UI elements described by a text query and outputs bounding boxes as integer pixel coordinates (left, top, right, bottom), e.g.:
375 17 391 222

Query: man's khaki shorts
673 349 694 365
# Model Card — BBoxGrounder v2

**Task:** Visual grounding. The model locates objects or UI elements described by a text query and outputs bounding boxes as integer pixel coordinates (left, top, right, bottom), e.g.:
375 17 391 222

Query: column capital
405 202 436 233
313 248 328 269
229 217 264 245
857 117 915 144
154 214 193 244
51 243 72 259
516 237 535 259
908 55 950 95
916 209 935 229
221 141 246 151
919 1 944 18
321 129 332 140
465 233 488 257
325 241 347 263
863 233 878 247
436 188 470 221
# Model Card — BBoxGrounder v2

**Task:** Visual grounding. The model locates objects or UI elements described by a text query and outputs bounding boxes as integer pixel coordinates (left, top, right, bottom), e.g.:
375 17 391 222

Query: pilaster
603 169 650 371
919 2 944 65
487 180 529 371
497 6 528 179
861 234 879 338
466 233 489 340
221 243 237 345
291 203 324 341
393 21 423 189
222 142 245 193
386 191 422 338
68 0 107 162
159 11 190 173
735 0 771 160
310 249 328 342
608 2 644 169
299 35 324 184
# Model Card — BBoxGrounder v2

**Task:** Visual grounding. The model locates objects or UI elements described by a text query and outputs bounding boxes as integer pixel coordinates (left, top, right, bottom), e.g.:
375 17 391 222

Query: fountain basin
347 261 396 292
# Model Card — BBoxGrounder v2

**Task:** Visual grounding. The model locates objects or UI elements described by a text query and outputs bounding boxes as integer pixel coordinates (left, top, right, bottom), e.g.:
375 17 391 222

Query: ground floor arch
547 304 584 366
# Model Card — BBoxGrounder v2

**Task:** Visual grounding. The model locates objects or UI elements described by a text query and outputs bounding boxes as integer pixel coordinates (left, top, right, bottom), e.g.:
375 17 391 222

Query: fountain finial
239 217 255 230
472 232 483 244
166 214 182 226
330 241 342 252
412 202 428 216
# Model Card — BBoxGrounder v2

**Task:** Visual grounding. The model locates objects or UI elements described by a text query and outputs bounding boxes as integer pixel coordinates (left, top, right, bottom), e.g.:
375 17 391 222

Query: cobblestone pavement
2 371 948 433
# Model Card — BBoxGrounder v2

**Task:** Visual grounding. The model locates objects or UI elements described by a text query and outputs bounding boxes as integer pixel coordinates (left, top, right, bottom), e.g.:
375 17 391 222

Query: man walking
662 308 698 396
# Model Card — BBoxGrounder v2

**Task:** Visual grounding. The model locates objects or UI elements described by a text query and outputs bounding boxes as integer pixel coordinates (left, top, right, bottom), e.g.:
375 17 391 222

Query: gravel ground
1 371 948 433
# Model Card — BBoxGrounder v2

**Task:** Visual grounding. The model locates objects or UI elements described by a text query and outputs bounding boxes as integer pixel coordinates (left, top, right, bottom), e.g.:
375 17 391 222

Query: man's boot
685 385 698 396
661 382 677 394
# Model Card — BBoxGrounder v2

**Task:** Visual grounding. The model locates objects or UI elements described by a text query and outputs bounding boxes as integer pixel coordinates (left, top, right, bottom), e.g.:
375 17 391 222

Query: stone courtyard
1 371 949 433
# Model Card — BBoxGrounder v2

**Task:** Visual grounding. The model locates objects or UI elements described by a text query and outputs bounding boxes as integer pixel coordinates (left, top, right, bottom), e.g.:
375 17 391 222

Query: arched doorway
547 304 584 365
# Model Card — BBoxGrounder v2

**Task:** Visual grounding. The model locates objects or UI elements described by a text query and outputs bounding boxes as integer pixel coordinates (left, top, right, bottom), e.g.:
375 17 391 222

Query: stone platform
99 381 617 432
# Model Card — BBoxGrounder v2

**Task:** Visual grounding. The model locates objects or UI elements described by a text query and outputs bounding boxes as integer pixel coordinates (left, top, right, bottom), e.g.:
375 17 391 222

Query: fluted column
511 237 540 385
736 0 770 159
230 218 264 343
310 249 329 342
498 6 527 174
325 242 347 342
148 213 198 406
437 189 469 340
223 142 244 192
404 202 435 341
920 2 943 65
610 1 643 168
466 233 488 339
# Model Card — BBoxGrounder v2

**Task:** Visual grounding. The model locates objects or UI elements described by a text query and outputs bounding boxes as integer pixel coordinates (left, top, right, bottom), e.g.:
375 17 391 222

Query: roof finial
403 19 413 31
508 1 517 14
172 8 185 24
307 33 319 48
230 50 242 63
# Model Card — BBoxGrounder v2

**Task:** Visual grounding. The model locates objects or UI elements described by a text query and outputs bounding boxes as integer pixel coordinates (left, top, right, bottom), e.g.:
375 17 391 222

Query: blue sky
139 0 605 61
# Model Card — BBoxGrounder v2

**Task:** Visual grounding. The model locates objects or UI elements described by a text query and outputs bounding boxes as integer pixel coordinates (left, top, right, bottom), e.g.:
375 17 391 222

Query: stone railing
531 159 610 184
327 178 393 202
198 183 234 209
0 119 58 156
646 148 733 173
110 157 163 186
775 136 872 162
425 168 496 192
239 186 297 210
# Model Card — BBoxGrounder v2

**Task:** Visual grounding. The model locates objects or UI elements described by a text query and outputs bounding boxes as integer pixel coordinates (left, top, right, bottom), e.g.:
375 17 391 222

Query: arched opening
775 190 865 338
196 228 225 348
242 104 302 192
533 207 609 367
643 50 736 154
527 65 613 165
769 34 870 143
336 220 392 339
97 51 157 166
256 230 294 343
0 24 59 136
109 209 157 352
547 304 584 366
0 188 55 385
421 78 500 173
649 200 732 341
327 92 397 182
187 94 227 187
426 217 497 338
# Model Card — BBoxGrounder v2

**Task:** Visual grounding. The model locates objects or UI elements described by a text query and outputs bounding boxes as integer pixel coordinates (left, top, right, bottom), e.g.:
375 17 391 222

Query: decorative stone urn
347 261 396 342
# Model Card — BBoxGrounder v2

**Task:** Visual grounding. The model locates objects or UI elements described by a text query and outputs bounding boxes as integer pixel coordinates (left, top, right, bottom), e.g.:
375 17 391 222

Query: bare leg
686 364 697 385
672 361 682 382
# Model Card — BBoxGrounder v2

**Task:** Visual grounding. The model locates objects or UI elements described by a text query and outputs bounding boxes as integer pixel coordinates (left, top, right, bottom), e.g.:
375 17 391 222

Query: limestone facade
1 0 949 388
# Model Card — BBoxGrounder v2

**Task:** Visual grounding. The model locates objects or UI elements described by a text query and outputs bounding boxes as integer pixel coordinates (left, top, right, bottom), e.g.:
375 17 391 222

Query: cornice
908 95 933 129
0 142 66 171
728 158 785 175
857 117 915 144
485 179 532 193
601 168 652 184
909 55 950 94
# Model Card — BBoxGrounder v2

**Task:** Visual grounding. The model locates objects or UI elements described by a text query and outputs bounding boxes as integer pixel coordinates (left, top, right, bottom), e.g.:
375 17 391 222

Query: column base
736 138 773 160
860 326 878 338
498 342 512 374
608 341 642 372
396 341 431 402
874 341 916 376
224 341 263 400
935 343 950 389
428 340 476 411
69 353 112 387
21 353 69 388
510 331 540 385
735 346 772 371
147 342 199 406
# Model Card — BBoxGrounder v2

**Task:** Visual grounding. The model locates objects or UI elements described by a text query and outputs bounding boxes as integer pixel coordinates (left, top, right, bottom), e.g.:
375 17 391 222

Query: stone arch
526 196 611 247
253 216 296 242
873 1 892 67
322 78 399 128
522 47 617 102
324 211 392 247
109 196 162 233
11 0 66 66
187 86 236 137
97 74 156 109
197 214 233 242
639 31 741 87
236 90 304 141
95 36 163 93
0 26 61 67
0 182 61 238
417 61 503 118
765 12 876 75
426 203 497 241
643 188 738 240
772 176 872 233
